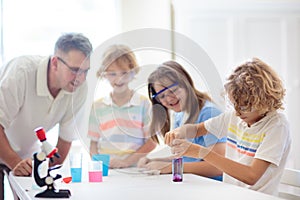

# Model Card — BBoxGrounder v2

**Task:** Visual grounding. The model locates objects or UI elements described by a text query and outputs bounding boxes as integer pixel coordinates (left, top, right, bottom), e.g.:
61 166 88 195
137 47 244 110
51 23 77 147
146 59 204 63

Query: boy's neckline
111 90 133 107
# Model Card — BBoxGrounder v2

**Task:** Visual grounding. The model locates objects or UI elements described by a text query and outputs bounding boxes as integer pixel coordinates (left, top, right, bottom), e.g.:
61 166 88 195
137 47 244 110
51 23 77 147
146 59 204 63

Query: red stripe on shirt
227 142 255 157
100 119 143 131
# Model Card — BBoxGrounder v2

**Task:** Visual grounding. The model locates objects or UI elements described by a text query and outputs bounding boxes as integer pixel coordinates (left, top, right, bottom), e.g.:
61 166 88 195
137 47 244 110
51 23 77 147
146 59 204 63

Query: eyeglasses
102 70 134 80
57 56 89 75
151 82 179 102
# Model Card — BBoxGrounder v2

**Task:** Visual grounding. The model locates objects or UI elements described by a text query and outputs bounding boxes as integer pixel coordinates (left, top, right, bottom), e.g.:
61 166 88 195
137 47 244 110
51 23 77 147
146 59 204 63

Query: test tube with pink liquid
88 160 103 182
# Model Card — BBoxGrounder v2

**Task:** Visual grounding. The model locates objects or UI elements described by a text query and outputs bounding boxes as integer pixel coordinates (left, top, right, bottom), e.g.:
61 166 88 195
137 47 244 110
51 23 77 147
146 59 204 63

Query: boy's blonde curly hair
224 58 285 115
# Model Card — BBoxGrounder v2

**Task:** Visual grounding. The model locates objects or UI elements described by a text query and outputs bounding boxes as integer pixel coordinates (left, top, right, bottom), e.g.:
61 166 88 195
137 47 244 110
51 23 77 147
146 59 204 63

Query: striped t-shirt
204 111 291 195
88 92 151 159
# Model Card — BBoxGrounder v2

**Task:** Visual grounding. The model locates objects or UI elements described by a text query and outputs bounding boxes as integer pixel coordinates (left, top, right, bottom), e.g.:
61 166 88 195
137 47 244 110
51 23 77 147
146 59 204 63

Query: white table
8 169 282 200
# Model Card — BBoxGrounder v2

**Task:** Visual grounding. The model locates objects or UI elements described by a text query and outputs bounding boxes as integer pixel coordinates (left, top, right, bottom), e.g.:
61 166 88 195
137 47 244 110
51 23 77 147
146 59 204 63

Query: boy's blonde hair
97 44 139 77
225 58 285 115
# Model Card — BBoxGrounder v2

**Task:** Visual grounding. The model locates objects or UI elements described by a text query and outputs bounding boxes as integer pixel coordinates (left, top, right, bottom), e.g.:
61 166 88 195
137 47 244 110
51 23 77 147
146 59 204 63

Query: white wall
119 0 172 65
120 0 171 32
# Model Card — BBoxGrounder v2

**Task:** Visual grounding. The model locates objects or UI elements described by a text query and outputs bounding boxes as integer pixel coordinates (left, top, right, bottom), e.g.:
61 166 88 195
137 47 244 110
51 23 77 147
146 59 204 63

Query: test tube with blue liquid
172 157 183 182
69 153 82 182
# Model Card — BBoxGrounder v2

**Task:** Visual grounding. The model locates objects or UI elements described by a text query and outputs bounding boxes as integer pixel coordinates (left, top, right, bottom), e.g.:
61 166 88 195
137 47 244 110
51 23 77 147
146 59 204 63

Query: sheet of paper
115 167 160 175
147 145 174 159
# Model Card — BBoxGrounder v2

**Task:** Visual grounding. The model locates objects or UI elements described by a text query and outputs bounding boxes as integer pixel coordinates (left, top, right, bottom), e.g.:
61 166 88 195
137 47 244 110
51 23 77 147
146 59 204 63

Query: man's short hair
54 33 93 57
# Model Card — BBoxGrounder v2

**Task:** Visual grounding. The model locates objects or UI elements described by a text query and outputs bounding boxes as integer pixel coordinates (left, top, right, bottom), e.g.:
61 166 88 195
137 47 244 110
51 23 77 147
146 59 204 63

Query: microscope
33 127 71 198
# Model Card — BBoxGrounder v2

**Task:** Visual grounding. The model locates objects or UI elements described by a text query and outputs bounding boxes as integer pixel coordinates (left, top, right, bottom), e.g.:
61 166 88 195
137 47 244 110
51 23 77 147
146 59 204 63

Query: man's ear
51 56 59 71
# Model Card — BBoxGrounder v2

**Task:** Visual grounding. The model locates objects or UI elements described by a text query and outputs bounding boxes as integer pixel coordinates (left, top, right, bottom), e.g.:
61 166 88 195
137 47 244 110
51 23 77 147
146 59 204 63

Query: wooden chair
279 168 300 200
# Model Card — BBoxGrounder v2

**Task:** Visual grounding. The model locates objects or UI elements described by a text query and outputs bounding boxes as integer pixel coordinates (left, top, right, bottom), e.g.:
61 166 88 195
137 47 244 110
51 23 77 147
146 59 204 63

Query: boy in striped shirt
88 45 156 168
165 58 291 196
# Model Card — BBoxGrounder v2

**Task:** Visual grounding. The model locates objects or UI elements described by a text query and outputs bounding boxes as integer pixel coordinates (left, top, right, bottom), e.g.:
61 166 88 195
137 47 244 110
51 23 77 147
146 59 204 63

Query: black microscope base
35 189 71 198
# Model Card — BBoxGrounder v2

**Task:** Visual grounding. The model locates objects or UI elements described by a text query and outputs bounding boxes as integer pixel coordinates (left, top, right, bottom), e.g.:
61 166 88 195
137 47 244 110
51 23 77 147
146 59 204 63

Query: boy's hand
164 124 197 146
110 158 130 169
170 139 194 156
171 139 208 159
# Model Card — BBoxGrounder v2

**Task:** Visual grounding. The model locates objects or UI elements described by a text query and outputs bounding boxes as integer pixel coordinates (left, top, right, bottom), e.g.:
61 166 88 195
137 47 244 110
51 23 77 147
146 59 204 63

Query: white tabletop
8 168 283 200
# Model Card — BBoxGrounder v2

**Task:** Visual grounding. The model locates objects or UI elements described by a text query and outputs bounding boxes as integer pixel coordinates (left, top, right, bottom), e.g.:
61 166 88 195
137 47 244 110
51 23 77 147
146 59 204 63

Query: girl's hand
137 157 150 168
144 161 171 174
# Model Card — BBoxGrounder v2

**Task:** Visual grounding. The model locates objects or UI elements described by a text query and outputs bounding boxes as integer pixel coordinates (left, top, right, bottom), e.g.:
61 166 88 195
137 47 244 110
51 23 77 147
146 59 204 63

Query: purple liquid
173 174 183 182
172 157 183 182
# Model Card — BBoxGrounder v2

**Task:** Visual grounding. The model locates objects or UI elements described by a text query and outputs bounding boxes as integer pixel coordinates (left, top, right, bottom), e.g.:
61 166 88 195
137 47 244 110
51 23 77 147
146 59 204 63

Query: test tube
172 157 183 182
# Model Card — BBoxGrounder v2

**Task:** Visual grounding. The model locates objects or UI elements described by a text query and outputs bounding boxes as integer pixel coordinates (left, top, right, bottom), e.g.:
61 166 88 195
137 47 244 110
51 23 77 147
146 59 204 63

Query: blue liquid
71 168 82 182
102 164 109 176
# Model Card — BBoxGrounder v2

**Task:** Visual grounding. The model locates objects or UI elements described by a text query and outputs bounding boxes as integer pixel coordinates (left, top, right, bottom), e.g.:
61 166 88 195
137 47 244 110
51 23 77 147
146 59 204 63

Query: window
0 0 119 65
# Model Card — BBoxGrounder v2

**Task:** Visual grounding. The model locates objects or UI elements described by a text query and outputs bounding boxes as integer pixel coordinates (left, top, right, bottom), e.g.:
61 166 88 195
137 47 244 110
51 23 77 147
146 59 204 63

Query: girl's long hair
148 61 211 143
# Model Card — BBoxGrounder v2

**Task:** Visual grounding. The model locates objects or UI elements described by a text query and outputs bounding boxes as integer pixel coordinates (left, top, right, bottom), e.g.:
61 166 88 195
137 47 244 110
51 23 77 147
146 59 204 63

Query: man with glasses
0 33 92 198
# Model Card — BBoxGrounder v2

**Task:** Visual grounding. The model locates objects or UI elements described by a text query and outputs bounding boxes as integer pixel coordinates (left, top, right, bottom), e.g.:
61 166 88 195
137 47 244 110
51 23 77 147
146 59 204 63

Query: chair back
279 168 300 200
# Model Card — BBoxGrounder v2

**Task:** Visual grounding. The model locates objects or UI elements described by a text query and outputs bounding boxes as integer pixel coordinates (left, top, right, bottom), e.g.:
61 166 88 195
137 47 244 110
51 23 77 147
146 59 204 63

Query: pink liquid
89 171 103 182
